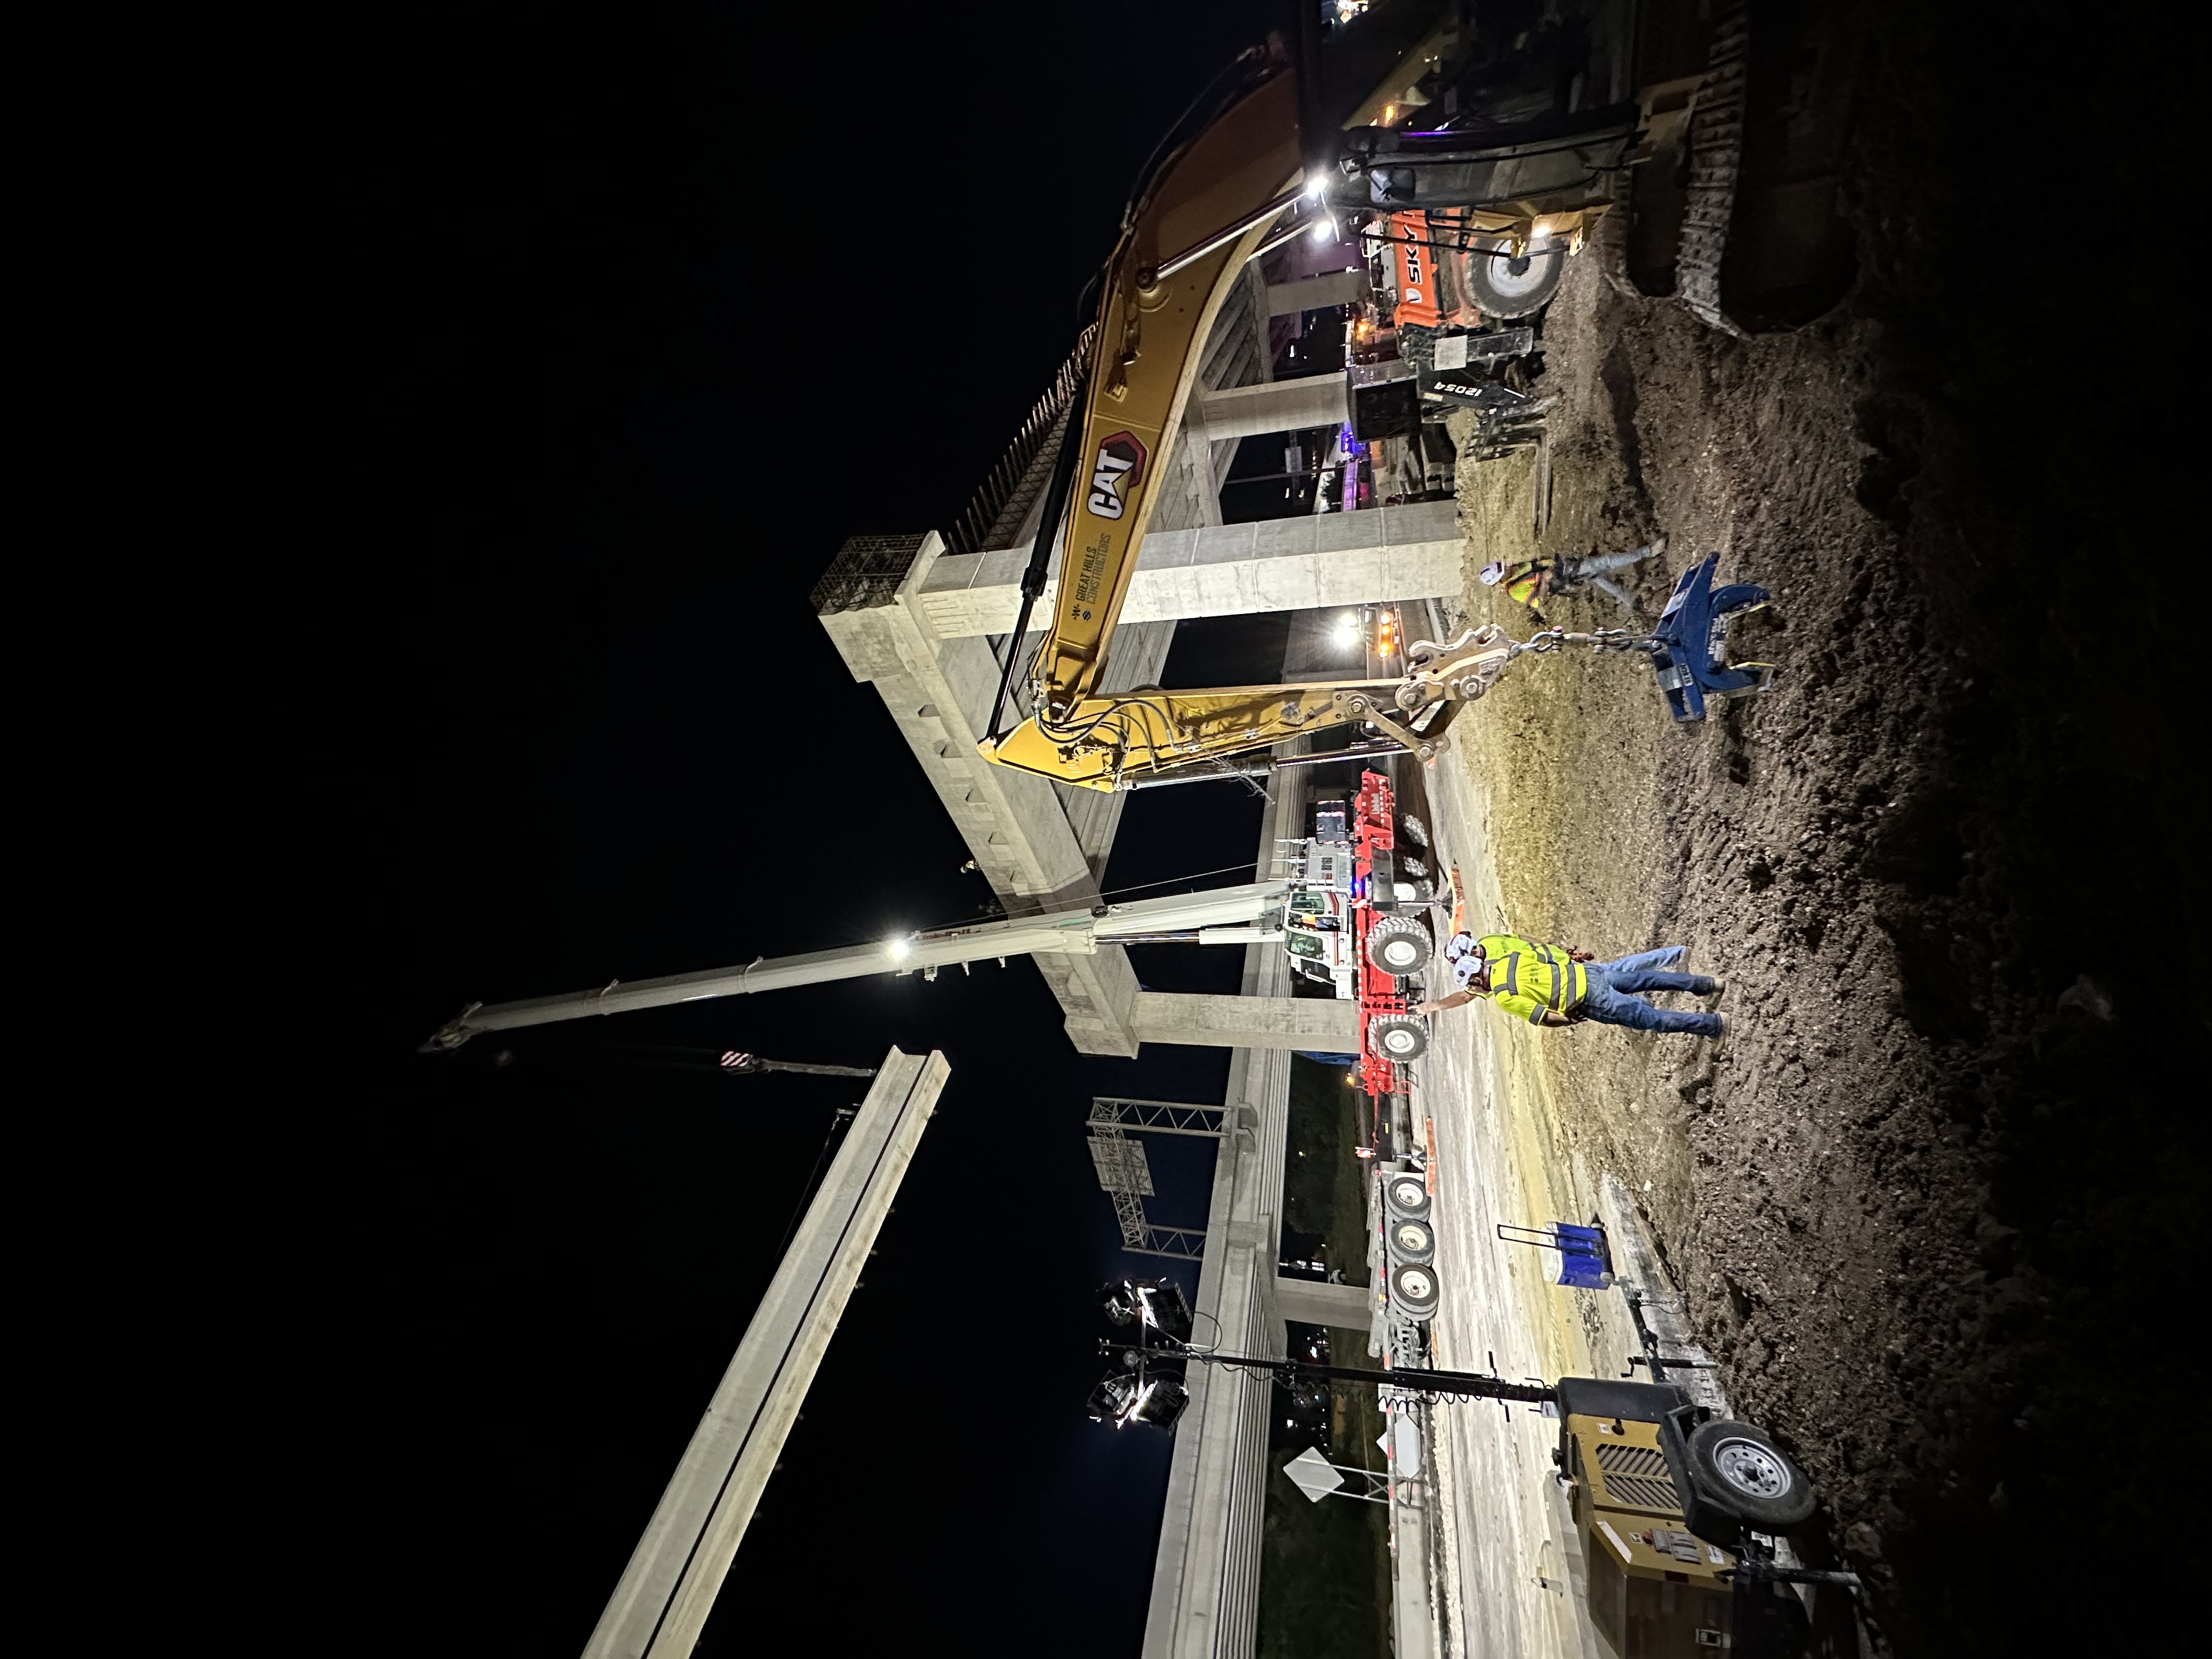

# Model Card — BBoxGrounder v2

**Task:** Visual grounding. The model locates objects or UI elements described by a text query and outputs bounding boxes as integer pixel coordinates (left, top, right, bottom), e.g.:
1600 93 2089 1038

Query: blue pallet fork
1497 1221 1614 1290
1646 553 1776 723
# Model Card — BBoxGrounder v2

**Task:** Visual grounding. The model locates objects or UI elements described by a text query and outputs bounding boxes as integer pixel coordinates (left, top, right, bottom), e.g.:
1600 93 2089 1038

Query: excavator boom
1031 67 1305 713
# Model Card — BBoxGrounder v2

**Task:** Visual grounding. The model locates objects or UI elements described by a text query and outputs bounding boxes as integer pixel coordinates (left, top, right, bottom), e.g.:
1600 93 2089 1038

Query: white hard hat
1479 561 1504 585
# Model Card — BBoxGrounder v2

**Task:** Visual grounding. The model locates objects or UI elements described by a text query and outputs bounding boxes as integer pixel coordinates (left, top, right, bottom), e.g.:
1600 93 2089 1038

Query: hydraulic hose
985 357 1089 741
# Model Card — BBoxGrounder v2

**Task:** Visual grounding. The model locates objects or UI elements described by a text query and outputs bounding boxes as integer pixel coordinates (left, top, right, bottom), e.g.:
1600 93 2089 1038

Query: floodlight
1099 1280 1140 1326
885 936 912 962
1137 1280 1194 1341
1086 1372 1138 1425
1101 1277 1193 1341
1130 1378 1190 1430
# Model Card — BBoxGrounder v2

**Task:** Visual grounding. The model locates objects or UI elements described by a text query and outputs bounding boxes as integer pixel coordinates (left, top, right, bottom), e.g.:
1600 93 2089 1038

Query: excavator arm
974 62 1381 793
1028 66 1305 713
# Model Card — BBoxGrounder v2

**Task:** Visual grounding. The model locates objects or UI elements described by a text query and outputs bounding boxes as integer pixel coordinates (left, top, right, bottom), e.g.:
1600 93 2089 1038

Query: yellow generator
1555 1377 1828 1657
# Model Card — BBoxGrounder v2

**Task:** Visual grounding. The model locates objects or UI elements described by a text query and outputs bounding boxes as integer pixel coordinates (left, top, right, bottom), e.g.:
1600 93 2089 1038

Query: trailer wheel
1366 917 1435 974
1461 241 1567 319
1383 1172 1431 1220
1389 1260 1441 1321
1686 1420 1818 1532
1386 1218 1436 1263
1369 1015 1429 1060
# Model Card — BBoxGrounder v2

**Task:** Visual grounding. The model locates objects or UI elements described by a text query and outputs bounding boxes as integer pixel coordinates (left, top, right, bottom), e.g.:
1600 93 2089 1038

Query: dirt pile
1440 5 2200 1650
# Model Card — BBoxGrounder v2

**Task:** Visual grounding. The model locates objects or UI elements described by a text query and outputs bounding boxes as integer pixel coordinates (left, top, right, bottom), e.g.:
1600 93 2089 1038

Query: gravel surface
1434 7 2199 1650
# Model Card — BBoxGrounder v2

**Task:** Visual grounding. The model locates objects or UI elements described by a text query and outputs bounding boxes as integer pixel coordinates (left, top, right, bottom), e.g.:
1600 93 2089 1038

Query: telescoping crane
977 1 1788 794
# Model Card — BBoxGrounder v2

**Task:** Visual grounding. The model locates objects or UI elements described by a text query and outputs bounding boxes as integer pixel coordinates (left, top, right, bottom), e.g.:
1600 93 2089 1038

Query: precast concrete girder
815 531 1143 1054
1265 269 1368 316
580 1048 950 1659
1274 1277 1376 1327
1193 371 1350 442
912 499 1463 639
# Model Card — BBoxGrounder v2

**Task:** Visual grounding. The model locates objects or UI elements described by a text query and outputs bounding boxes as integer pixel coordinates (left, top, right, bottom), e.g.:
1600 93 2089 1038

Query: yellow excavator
976 0 1841 793
974 30 1518 794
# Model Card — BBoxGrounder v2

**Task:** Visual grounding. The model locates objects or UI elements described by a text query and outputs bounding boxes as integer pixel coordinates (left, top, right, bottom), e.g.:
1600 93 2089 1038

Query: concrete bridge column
1131 991 1357 1053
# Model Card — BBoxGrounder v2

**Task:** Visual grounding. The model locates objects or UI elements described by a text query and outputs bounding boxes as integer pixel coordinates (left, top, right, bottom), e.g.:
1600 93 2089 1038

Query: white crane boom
422 881 1291 1049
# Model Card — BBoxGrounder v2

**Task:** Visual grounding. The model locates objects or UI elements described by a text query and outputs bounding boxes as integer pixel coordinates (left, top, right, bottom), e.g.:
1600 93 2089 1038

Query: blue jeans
1574 946 1721 1037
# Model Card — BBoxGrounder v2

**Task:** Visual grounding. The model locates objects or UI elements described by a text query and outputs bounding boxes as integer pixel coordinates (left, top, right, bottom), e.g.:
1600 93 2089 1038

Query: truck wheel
1386 1217 1436 1263
1398 815 1429 849
1366 917 1435 974
1383 1172 1431 1220
1462 241 1567 320
1389 1260 1441 1320
1369 1015 1429 1060
1686 1420 1818 1532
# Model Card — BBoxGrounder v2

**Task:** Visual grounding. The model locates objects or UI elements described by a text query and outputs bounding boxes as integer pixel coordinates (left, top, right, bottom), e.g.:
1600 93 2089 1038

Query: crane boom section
1032 70 1302 712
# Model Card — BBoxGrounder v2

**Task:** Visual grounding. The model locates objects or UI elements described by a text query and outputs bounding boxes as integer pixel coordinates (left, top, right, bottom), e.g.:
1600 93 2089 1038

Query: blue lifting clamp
1645 553 1776 723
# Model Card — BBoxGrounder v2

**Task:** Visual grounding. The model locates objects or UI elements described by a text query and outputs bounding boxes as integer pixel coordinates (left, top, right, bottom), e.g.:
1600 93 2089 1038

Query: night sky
188 4 1309 1654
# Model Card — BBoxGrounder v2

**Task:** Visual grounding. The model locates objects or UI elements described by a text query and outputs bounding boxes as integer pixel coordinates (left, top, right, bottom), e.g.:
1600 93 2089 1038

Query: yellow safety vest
1476 934 1588 1025
1500 561 1550 608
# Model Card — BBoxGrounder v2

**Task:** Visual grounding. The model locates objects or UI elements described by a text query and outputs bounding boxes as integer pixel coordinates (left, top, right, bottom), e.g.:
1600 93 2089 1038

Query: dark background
171 3 1302 1655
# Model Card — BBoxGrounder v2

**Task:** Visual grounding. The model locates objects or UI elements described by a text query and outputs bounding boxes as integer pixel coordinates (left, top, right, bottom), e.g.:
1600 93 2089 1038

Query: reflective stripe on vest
1497 949 1585 1013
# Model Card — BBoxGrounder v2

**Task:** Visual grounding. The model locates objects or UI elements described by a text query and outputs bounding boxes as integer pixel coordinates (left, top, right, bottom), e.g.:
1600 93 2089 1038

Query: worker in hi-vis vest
1479 534 1668 621
1415 932 1728 1039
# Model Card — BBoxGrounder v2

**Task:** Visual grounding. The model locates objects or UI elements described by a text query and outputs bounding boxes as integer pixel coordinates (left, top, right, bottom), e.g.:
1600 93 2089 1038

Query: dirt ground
1434 6 2199 1651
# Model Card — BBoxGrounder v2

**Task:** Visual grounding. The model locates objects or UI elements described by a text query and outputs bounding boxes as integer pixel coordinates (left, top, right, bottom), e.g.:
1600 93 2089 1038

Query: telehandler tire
1686 1420 1817 1532
1461 241 1566 319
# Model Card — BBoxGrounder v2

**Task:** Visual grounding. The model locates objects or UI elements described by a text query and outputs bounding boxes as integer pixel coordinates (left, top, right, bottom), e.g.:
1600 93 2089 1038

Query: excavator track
1592 169 1642 301
1677 0 1751 337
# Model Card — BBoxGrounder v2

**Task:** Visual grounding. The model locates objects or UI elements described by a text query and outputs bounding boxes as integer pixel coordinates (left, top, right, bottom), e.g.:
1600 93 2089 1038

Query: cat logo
1085 430 1148 520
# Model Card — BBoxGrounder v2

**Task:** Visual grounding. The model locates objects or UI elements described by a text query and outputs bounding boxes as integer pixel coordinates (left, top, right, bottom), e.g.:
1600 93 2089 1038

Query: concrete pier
1131 991 1356 1052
